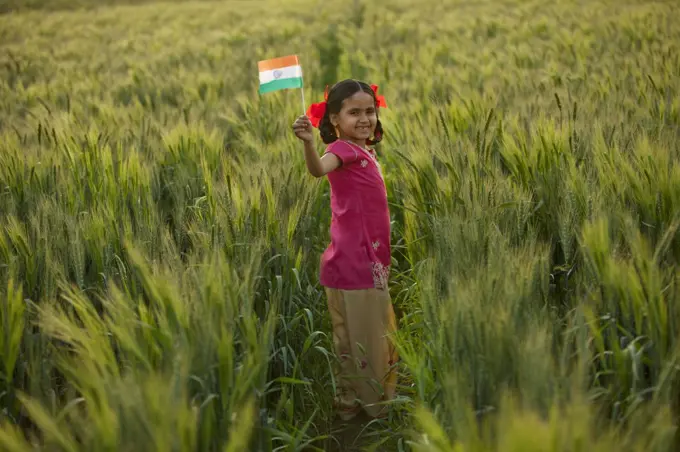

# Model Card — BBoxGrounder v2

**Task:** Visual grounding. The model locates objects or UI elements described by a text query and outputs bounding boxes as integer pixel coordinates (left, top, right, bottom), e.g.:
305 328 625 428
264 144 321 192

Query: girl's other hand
292 115 314 143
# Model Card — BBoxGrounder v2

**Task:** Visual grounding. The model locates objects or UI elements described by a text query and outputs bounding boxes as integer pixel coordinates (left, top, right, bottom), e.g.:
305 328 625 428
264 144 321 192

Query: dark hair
319 79 384 145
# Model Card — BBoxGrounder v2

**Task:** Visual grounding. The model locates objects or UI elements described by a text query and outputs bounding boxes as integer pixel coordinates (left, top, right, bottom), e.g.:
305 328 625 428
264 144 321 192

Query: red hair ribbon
306 84 387 128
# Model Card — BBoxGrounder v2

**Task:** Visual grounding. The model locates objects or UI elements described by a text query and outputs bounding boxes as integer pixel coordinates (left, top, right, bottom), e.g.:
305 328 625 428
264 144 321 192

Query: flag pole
301 87 306 116
300 66 306 115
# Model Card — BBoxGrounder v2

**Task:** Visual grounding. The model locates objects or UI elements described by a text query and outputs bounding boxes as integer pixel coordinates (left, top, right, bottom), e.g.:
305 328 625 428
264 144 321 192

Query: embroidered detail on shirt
339 140 374 165
372 240 380 250
372 262 390 289
361 159 368 168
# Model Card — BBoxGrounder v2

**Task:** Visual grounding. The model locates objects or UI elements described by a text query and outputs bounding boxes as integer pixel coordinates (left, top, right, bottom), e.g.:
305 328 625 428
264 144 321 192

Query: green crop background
1 0 679 450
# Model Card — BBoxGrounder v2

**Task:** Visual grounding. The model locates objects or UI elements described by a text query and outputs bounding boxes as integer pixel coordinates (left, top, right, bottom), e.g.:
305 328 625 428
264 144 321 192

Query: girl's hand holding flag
292 115 313 143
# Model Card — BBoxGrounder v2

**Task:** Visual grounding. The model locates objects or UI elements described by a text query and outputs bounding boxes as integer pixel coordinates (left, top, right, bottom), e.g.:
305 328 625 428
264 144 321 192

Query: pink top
319 140 391 290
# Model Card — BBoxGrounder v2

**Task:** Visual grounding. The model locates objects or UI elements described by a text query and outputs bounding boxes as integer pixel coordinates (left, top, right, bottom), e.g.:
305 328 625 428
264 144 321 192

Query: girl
291 79 398 421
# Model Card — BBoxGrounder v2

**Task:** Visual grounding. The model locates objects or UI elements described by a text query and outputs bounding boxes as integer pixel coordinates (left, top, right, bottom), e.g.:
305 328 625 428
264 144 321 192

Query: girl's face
331 91 377 146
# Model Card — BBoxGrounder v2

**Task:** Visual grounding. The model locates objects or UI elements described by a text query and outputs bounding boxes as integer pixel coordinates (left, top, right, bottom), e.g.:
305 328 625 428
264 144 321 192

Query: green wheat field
1 0 680 450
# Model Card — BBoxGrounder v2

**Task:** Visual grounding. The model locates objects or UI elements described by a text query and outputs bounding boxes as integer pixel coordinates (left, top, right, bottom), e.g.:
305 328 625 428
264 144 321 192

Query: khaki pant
325 287 398 420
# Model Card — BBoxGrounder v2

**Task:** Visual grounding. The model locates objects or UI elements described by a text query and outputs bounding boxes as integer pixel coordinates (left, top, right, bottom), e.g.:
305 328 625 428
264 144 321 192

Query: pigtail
319 110 338 145
367 119 384 146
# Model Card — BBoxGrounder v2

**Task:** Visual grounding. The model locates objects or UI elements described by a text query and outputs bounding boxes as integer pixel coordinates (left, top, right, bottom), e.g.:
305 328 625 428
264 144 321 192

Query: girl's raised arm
303 141 341 177
293 115 341 177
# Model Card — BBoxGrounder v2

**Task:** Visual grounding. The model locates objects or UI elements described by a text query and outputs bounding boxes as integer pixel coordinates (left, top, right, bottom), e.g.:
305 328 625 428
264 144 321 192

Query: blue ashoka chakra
273 70 283 79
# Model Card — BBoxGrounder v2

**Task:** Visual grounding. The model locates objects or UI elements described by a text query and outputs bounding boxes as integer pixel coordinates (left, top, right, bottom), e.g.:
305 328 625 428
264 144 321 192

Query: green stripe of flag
259 77 303 94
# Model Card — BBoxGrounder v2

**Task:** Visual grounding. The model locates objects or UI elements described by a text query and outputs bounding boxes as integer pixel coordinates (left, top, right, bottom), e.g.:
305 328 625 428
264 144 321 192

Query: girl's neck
338 137 369 149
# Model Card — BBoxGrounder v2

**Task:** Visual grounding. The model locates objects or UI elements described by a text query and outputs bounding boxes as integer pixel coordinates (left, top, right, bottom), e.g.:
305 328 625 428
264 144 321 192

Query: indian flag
258 55 303 94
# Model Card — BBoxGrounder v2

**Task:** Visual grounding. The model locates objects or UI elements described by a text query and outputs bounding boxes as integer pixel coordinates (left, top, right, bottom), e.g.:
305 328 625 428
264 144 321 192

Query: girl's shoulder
325 140 361 165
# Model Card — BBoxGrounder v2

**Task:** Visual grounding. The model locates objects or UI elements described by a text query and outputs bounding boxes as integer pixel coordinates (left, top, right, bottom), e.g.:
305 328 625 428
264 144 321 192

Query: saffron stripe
257 55 299 72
